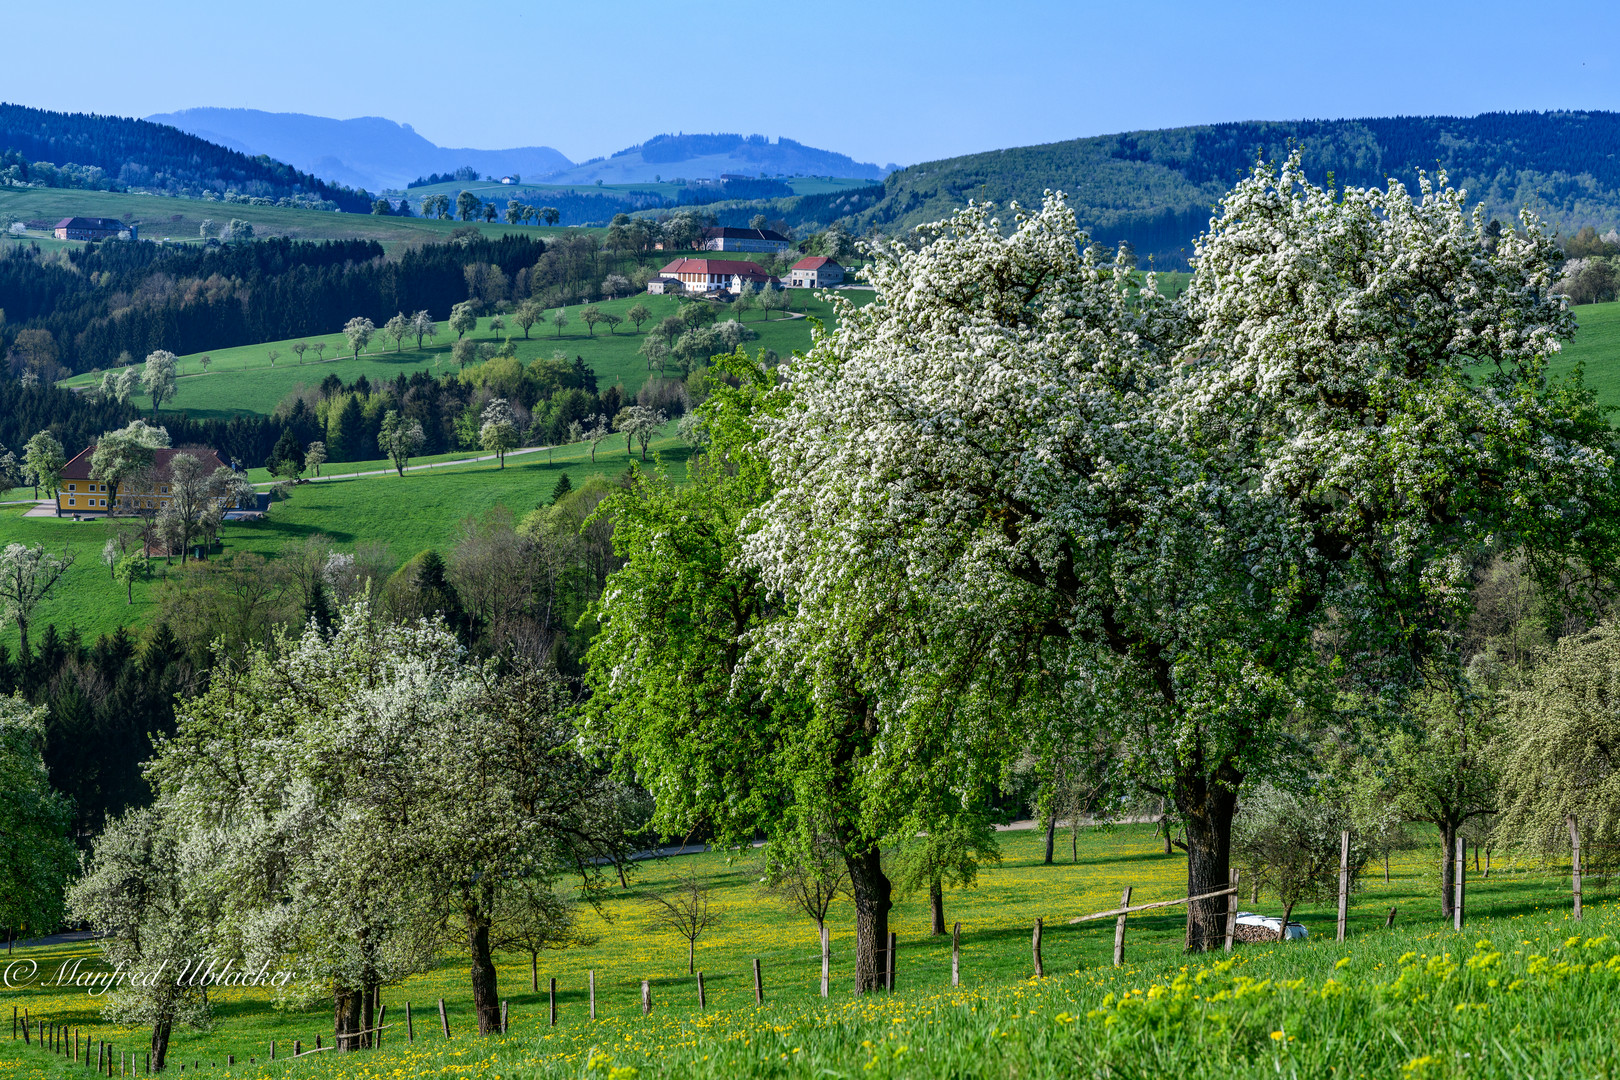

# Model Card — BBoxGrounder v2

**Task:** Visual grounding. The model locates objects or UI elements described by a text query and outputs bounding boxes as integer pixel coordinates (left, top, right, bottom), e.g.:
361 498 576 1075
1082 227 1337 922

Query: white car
1234 912 1308 941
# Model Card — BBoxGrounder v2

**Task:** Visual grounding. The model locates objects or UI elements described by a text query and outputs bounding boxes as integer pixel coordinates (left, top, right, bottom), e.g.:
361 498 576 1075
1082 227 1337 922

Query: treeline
0 102 373 210
0 232 547 374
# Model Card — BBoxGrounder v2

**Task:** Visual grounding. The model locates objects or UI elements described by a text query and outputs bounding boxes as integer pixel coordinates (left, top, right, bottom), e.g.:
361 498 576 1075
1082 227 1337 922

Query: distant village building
57 446 251 518
788 256 844 289
701 227 790 255
53 217 135 241
655 258 781 295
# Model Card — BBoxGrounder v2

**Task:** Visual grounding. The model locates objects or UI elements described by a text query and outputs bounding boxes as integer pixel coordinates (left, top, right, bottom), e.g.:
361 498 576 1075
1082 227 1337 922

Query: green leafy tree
627 302 652 332
268 428 305 480
453 337 477 371
113 553 148 604
457 191 482 221
21 431 65 501
541 206 560 225
1496 626 1620 878
551 473 573 503
580 305 604 336
304 440 327 477
0 694 76 943
552 308 569 338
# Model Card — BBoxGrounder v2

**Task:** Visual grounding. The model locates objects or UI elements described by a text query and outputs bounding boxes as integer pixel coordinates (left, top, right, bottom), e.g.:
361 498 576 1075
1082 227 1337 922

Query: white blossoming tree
743 159 1619 950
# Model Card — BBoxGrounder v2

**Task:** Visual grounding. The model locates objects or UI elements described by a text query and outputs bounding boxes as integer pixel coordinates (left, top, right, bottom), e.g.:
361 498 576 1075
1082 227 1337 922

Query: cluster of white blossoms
741 152 1613 823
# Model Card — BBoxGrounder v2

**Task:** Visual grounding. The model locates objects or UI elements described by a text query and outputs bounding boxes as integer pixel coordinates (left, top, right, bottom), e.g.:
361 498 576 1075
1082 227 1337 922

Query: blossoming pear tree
744 157 1618 950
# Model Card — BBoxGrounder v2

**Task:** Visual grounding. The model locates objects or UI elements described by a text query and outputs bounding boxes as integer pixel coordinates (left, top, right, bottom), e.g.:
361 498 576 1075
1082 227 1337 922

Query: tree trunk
362 981 375 1050
688 936 694 974
1439 823 1457 918
1177 773 1239 952
465 906 501 1035
929 876 945 936
845 845 891 994
1043 815 1056 866
150 1015 172 1072
333 987 361 1051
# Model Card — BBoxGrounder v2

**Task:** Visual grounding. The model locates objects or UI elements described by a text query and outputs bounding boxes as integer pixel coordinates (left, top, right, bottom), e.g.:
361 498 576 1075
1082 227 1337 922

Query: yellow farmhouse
57 445 232 517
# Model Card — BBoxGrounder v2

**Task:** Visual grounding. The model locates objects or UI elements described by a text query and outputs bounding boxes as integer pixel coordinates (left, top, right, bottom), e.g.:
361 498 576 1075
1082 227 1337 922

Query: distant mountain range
845 111 1620 269
547 133 895 185
144 109 573 193
143 110 894 191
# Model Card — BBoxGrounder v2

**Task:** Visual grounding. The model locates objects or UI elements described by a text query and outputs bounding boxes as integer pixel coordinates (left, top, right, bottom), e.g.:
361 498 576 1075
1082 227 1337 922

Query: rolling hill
849 111 1620 268
145 108 574 193
0 102 372 210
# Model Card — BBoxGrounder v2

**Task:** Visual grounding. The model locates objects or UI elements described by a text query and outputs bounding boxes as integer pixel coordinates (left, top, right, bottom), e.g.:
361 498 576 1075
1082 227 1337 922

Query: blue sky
8 0 1620 167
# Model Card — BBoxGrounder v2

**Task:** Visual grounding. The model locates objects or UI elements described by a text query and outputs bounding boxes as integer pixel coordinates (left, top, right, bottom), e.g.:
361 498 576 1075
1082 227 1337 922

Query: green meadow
0 432 690 654
1552 299 1620 408
59 293 854 420
0 823 1605 1079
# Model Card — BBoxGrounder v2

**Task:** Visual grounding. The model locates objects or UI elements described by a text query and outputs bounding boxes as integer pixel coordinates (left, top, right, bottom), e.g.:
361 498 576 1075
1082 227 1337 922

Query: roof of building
62 445 229 482
660 258 776 279
792 256 842 271
704 226 789 243
55 217 126 231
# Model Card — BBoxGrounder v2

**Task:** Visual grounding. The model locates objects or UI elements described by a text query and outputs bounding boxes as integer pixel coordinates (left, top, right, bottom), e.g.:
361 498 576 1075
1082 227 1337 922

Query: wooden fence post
641 980 651 1016
753 957 764 1003
1453 836 1465 931
1336 830 1349 942
1032 919 1044 978
294 1040 301 1057
1569 815 1583 920
820 926 830 998
270 1039 276 1060
1386 906 1397 928
589 971 597 1020
1114 887 1132 966
951 921 961 987
886 933 897 992
99 1040 104 1071
439 998 450 1039
377 1004 387 1049
696 970 706 1010
405 1003 413 1044
501 999 509 1035
1225 869 1240 952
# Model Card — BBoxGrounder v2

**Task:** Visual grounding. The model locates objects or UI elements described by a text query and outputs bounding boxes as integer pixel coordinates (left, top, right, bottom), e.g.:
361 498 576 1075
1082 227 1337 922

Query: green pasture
1552 299 1620 408
59 292 854 420
0 432 691 653
0 823 1606 1079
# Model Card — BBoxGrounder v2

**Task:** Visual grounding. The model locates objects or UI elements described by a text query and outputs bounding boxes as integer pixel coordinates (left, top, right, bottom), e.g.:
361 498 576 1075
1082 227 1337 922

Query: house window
161 486 169 494
67 498 75 506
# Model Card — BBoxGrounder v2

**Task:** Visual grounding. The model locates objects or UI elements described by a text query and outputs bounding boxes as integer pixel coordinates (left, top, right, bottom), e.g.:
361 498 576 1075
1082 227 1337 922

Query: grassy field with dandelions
1 823 1613 1079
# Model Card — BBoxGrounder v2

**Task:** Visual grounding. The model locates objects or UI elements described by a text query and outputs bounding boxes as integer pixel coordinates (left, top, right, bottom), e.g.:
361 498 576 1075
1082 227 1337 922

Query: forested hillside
0 233 547 373
852 111 1620 267
0 103 373 210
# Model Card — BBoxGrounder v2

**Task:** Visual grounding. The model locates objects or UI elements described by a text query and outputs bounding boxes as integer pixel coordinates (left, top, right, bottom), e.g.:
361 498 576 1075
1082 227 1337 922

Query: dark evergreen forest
0 232 547 373
0 102 372 209
848 111 1620 268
